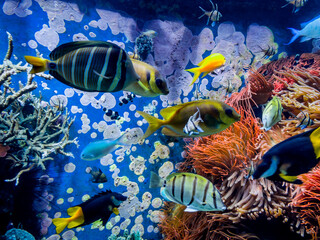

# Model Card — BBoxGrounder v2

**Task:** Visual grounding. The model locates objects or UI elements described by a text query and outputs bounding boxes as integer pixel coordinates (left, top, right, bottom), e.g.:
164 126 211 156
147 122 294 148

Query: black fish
253 127 320 184
87 167 107 183
52 190 126 233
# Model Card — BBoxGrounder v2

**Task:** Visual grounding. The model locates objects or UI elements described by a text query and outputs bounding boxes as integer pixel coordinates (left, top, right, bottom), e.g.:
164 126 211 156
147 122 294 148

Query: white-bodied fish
150 171 226 212
286 15 320 45
296 111 314 129
261 96 283 131
183 107 204 136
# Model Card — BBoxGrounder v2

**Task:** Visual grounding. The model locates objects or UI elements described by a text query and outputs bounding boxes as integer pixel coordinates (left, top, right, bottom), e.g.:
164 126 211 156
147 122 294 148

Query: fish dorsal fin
49 41 117 60
160 101 196 119
310 127 320 158
301 15 320 28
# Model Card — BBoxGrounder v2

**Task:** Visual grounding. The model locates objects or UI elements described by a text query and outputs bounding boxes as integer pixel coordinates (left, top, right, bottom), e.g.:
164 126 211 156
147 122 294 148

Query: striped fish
150 171 226 212
24 41 146 93
130 59 169 97
296 111 314 129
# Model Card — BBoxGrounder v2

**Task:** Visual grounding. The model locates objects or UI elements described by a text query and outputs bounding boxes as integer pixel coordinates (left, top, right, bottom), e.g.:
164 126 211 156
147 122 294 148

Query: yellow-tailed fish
150 171 226 212
253 126 320 184
52 190 126 234
261 96 283 131
130 59 169 97
24 41 149 93
185 53 226 85
137 99 240 139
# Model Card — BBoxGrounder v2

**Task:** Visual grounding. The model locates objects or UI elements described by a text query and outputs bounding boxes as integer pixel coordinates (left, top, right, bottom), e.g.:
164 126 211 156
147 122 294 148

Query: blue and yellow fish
253 127 320 184
24 41 148 93
150 171 226 212
52 190 126 234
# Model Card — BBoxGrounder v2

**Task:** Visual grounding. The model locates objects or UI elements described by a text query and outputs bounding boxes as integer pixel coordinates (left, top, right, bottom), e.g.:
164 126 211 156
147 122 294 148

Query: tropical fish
286 15 320 45
198 0 222 27
282 0 308 13
24 41 149 93
137 99 240 139
81 134 129 161
296 111 314 129
119 93 136 106
257 45 277 59
183 107 204 136
130 59 169 97
103 108 120 120
52 190 126 234
150 171 226 212
253 127 320 184
87 166 107 183
185 53 226 85
261 96 283 131
141 30 157 38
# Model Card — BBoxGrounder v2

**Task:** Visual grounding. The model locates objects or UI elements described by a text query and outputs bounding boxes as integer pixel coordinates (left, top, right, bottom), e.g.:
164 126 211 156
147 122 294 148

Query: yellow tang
137 99 240 139
185 53 226 85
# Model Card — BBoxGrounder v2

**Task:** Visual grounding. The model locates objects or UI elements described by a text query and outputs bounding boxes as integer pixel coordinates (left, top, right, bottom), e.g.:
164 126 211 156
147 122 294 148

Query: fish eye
156 79 169 94
49 62 56 69
225 108 234 117
156 79 164 89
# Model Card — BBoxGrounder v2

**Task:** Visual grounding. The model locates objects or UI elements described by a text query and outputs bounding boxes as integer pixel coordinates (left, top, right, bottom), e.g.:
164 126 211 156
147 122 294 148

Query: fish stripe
84 47 97 89
203 181 210 205
213 187 217 209
72 48 82 86
85 47 106 90
172 175 176 198
108 49 123 91
146 71 151 84
181 174 186 203
188 176 197 205
97 47 112 91
100 47 120 91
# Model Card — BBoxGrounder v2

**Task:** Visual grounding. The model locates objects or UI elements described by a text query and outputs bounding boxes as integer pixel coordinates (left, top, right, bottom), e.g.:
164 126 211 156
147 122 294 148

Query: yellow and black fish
24 41 147 93
130 59 169 97
253 126 320 184
52 190 126 234
150 171 226 212
137 99 240 138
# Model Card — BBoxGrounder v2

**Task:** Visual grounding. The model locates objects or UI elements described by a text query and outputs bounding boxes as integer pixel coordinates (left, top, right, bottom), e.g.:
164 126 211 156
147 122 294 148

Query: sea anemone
292 167 320 239
159 107 306 239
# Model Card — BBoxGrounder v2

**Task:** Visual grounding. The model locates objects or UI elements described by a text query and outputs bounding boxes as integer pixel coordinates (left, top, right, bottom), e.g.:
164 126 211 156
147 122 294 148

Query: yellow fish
130 59 169 97
137 99 240 139
185 53 226 85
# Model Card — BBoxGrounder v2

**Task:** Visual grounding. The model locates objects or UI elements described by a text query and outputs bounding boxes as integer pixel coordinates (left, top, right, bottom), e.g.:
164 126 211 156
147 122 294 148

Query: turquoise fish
150 171 226 212
81 134 129 161
287 15 320 44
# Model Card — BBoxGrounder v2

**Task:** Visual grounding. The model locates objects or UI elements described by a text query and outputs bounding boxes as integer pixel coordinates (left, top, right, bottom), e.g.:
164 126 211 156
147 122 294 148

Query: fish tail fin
24 56 49 74
137 111 164 139
149 171 163 188
185 67 201 86
285 28 300 45
52 218 69 234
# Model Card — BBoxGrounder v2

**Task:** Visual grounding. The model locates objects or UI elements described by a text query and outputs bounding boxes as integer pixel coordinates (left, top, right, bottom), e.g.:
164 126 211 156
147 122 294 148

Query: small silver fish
199 0 222 27
261 96 283 131
296 111 314 129
183 107 204 135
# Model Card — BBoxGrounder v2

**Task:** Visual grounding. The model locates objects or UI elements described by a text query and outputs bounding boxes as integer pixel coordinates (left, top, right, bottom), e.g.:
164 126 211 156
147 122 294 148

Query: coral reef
159 108 307 239
0 32 78 185
4 228 35 240
292 167 320 239
108 229 141 240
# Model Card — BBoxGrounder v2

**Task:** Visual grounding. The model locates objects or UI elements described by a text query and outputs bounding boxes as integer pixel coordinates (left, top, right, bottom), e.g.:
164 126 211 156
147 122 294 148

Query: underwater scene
2 0 320 239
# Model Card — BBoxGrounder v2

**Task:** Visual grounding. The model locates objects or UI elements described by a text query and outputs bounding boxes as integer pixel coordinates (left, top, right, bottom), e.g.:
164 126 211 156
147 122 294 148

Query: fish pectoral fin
184 206 198 212
161 127 183 137
279 173 300 183
137 80 151 92
112 207 119 215
93 69 113 79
